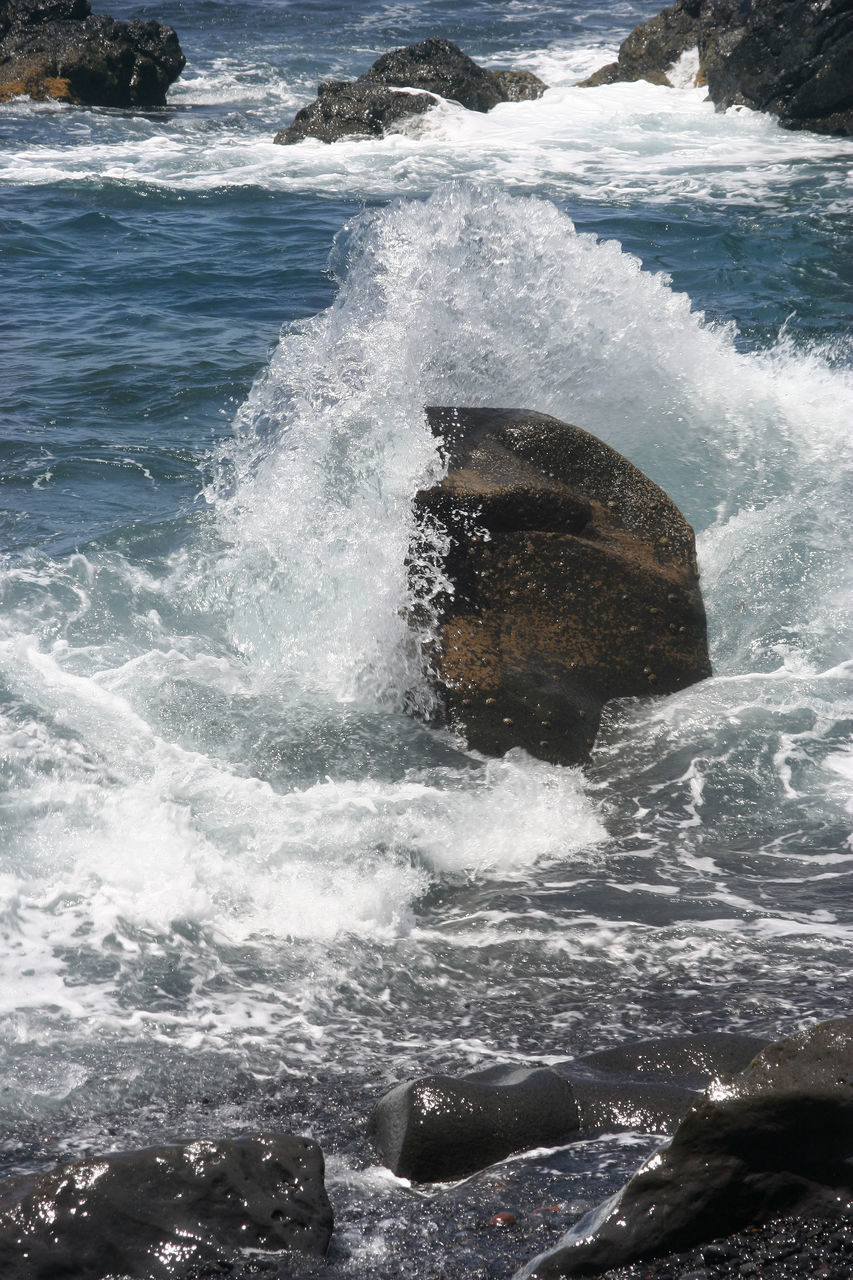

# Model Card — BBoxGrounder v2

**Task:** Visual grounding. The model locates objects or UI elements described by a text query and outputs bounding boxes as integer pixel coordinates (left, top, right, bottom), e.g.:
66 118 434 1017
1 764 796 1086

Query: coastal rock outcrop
412 407 711 767
580 0 853 137
275 37 547 144
0 0 184 107
0 1133 333 1278
370 1034 764 1183
522 1018 853 1278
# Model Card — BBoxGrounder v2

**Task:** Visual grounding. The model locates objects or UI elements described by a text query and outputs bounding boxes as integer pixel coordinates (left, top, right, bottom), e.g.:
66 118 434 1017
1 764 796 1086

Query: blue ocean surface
1 0 852 1274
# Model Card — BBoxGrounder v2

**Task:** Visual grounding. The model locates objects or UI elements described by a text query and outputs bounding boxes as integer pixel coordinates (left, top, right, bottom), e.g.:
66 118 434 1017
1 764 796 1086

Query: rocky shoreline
1 1020 850 1278
592 1215 853 1280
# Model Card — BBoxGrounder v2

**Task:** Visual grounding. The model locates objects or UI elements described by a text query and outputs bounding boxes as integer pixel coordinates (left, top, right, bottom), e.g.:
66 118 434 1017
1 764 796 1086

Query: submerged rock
0 1133 333 1278
568 1031 767 1136
412 407 710 767
522 1018 853 1277
580 0 853 137
275 37 546 144
0 0 184 107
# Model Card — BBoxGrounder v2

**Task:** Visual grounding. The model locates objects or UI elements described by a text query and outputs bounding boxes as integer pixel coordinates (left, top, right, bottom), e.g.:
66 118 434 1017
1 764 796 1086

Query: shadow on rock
521 1018 853 1278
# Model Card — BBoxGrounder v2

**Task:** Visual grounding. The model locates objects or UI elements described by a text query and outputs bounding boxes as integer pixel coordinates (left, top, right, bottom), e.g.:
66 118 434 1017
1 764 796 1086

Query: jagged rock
274 78 438 145
489 67 549 102
275 37 547 144
580 0 702 87
371 1066 581 1182
521 1019 853 1278
0 0 184 107
579 0 853 137
371 1035 766 1184
411 407 710 767
699 0 853 136
0 1133 333 1279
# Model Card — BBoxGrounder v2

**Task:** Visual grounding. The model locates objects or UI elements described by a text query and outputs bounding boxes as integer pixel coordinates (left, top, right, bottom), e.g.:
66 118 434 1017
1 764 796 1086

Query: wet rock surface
0 0 184 107
412 407 710 767
580 0 702 88
371 1034 764 1184
524 1019 853 1278
371 1066 582 1183
575 1032 768 1089
580 0 853 137
587 1214 853 1280
566 1032 767 1138
0 1133 333 1279
275 38 546 144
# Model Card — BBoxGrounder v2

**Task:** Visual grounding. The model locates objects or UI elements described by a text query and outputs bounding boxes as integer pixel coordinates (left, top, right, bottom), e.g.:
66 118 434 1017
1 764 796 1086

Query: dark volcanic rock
275 37 546 144
0 1133 333 1279
601 1213 853 1280
0 0 185 107
412 407 710 767
523 1018 853 1278
362 36 507 111
576 1031 767 1088
274 78 438 145
579 0 853 137
371 1065 581 1183
699 0 853 137
568 1032 768 1135
580 0 702 87
371 1035 764 1184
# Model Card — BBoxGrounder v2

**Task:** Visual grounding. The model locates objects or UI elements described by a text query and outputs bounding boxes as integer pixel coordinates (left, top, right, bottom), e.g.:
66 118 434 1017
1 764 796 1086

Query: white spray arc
213 182 853 700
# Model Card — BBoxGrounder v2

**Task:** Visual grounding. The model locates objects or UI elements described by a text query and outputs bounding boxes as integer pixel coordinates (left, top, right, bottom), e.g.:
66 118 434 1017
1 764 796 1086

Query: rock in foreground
412 407 710 767
0 0 184 107
275 37 546 144
371 1066 581 1183
523 1018 853 1277
0 1133 333 1279
371 1034 764 1183
580 0 853 137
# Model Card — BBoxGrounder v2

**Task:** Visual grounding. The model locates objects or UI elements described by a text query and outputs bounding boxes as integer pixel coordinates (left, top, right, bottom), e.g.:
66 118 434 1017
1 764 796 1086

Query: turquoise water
1 1 852 1274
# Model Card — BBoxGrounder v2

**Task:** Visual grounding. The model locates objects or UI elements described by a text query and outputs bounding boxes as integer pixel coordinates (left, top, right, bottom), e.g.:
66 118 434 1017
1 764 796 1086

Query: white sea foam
2 57 850 209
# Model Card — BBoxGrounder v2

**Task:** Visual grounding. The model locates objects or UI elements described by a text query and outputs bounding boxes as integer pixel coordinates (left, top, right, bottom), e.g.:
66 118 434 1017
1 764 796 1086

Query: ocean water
1 0 852 1275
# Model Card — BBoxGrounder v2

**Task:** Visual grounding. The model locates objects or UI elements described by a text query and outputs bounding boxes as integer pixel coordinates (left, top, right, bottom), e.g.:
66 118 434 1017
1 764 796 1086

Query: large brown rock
522 1019 853 1278
412 407 710 766
0 0 184 107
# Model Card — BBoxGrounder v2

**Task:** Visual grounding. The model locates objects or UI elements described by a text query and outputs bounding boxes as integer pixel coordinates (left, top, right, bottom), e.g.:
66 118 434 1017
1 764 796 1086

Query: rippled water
1 0 852 1274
